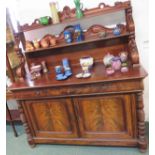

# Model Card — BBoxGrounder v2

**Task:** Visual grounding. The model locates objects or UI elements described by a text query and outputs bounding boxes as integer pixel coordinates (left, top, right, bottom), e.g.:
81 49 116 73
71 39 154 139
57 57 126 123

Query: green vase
74 0 83 19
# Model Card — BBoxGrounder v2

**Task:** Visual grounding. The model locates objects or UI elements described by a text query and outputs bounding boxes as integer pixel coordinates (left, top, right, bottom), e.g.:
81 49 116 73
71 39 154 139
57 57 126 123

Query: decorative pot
103 53 114 67
111 57 121 71
106 67 115 75
119 51 128 62
40 39 49 48
74 24 84 42
33 39 40 49
25 41 34 52
64 30 72 43
49 37 57 46
113 26 121 36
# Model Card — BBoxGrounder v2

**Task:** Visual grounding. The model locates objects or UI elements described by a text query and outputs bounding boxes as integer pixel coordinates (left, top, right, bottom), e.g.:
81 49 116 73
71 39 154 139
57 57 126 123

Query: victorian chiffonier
8 1 148 152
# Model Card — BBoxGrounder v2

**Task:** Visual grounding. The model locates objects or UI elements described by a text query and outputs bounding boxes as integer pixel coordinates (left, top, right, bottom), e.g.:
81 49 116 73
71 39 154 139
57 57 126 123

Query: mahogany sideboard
8 1 148 152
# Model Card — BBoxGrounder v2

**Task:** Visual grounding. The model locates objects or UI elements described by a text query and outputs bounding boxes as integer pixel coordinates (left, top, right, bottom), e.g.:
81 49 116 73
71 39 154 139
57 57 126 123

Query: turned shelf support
17 101 35 148
136 92 147 152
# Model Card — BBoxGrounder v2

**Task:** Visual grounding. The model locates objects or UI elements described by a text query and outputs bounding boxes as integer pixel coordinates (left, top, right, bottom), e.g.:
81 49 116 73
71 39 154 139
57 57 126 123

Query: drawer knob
43 89 48 94
35 91 41 95
67 89 71 94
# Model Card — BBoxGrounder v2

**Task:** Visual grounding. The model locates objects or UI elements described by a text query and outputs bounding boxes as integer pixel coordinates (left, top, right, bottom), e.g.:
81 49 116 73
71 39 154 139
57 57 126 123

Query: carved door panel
74 94 137 139
23 98 78 138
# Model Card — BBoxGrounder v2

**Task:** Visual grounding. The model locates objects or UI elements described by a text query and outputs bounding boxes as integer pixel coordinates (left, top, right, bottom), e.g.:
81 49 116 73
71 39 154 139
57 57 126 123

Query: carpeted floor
6 123 149 155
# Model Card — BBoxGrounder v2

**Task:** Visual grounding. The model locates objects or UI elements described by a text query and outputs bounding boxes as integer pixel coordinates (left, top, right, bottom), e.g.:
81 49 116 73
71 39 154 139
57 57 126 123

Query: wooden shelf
25 32 131 54
20 1 130 32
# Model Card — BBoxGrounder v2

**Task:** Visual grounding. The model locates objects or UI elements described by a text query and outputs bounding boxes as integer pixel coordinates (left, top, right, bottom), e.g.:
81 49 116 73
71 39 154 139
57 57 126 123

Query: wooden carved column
17 101 35 148
126 4 139 66
14 33 26 81
137 92 147 152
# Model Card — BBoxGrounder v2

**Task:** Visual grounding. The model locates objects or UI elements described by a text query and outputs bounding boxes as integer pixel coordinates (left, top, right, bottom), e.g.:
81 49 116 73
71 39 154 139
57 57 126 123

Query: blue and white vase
74 24 84 42
64 30 72 43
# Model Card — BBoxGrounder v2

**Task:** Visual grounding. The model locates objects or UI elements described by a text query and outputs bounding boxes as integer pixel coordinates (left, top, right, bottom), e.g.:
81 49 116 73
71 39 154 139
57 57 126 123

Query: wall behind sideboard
7 0 149 121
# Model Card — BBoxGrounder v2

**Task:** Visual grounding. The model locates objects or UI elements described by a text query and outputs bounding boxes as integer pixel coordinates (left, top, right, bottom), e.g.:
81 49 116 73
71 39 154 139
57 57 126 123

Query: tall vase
49 2 60 24
74 0 83 19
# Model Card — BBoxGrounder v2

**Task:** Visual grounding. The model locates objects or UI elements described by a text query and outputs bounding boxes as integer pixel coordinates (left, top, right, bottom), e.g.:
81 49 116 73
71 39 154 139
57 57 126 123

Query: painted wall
7 0 149 121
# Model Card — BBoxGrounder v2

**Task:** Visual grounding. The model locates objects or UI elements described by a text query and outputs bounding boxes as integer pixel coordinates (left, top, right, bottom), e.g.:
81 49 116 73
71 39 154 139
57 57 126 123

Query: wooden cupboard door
74 94 137 139
23 98 78 138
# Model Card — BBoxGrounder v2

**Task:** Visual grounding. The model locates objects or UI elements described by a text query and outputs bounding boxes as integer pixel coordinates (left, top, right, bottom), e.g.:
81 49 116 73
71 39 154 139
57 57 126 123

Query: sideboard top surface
8 64 147 91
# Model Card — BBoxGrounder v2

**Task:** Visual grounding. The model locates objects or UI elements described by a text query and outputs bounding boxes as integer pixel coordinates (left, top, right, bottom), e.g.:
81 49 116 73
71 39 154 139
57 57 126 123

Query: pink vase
112 57 121 71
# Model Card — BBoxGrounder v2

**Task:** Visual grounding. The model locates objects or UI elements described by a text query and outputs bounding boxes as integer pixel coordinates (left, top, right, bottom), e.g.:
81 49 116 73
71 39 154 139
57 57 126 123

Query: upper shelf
20 1 131 32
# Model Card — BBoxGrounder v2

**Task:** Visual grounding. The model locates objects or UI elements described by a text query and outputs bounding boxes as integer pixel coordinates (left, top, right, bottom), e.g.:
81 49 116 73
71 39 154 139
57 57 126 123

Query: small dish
82 72 91 78
56 74 68 80
76 73 83 78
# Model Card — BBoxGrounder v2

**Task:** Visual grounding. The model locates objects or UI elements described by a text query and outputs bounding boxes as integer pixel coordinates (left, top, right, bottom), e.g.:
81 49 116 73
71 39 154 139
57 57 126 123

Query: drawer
13 80 143 100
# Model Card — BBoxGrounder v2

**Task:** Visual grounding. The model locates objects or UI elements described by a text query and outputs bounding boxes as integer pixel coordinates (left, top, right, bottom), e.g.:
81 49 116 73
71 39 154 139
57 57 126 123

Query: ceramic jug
49 2 60 24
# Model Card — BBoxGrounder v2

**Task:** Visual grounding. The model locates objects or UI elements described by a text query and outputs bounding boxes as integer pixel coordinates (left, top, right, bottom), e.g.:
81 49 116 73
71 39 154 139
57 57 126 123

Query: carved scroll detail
20 1 130 32
128 35 139 65
136 93 147 152
21 18 52 31
85 24 126 35
17 101 35 148
37 23 126 45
